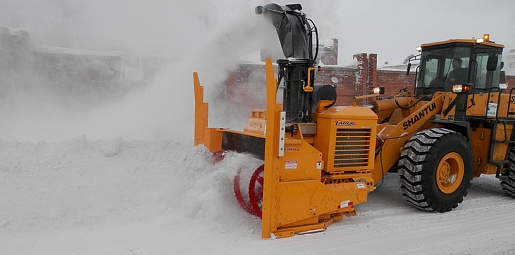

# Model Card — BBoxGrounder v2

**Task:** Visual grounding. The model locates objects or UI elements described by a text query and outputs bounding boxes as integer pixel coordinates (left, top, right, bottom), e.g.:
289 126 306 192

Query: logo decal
402 102 437 130
335 120 356 126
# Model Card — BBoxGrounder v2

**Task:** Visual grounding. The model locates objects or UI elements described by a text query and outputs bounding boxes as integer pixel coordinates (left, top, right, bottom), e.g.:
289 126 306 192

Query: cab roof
421 39 504 49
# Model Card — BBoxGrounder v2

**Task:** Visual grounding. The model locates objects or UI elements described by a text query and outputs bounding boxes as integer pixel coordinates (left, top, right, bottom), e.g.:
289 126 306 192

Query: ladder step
489 160 510 165
496 118 515 123
493 140 515 144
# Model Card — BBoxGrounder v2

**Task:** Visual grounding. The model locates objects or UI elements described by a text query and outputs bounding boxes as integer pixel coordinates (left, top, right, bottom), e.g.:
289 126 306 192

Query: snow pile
0 137 261 234
0 137 174 231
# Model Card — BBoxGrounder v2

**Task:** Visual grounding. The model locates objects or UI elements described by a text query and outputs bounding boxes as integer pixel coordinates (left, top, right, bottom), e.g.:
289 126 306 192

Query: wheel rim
436 152 464 194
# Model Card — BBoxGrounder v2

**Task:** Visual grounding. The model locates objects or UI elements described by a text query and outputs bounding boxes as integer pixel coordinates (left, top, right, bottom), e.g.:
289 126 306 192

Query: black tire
501 148 515 198
398 128 473 212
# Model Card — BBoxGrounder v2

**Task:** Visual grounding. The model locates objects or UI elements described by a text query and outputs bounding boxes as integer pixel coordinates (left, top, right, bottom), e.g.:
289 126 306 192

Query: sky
328 0 515 65
1 0 514 65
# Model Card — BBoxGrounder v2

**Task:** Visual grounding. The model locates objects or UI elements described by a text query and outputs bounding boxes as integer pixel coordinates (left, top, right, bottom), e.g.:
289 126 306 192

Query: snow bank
0 137 176 231
0 137 263 253
0 137 260 232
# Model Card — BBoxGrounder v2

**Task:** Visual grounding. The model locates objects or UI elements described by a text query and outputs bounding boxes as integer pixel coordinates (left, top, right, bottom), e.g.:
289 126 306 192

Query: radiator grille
333 128 372 168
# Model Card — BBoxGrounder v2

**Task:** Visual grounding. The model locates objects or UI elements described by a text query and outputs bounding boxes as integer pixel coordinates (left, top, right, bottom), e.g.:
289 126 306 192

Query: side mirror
487 54 499 71
406 62 411 75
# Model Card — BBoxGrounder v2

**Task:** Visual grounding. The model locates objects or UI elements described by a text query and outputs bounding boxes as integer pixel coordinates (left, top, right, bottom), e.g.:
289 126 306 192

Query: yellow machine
193 4 514 238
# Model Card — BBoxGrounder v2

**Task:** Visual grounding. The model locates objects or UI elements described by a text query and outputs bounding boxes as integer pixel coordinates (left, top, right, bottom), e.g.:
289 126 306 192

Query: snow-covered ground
1 137 515 254
1 2 515 253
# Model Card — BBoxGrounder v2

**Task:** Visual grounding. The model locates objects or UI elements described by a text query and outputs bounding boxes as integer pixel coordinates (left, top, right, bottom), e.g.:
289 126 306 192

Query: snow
1 1 515 253
1 136 515 254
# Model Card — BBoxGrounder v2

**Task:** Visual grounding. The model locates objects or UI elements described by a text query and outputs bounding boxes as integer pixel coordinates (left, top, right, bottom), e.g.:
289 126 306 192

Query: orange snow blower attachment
193 3 377 238
194 57 377 238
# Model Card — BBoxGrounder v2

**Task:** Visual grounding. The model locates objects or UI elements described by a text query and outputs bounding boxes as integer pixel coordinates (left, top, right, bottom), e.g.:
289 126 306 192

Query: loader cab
415 35 504 97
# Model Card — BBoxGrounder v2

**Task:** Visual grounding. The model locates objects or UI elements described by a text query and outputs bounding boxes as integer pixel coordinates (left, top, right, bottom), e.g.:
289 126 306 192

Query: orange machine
193 3 514 238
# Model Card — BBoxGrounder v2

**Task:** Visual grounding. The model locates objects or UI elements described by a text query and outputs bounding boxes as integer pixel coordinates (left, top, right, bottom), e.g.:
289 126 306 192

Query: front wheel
501 147 515 198
398 128 473 212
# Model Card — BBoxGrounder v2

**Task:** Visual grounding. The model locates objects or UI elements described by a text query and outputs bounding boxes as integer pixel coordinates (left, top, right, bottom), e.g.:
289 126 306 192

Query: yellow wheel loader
193 3 513 238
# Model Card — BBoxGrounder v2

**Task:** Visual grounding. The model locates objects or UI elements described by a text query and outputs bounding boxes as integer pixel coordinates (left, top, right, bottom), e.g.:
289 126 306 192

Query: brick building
225 52 515 111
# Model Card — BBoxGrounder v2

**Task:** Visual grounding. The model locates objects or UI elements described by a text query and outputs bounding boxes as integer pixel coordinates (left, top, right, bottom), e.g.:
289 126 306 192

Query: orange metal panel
202 128 223 153
193 72 208 146
261 58 281 238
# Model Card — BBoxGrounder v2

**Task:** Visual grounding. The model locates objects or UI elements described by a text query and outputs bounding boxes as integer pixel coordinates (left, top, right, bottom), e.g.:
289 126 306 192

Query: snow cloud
0 0 513 142
0 0 281 142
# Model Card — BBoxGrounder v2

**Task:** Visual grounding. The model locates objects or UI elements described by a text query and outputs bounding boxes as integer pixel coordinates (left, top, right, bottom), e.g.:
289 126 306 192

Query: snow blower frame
194 57 376 238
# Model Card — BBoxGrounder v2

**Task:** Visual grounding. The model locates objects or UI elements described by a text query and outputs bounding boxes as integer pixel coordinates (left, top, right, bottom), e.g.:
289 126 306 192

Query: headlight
370 86 385 95
451 84 471 93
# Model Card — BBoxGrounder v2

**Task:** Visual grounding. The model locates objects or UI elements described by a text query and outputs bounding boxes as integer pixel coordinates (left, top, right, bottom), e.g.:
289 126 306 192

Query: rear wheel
398 128 473 212
501 148 515 198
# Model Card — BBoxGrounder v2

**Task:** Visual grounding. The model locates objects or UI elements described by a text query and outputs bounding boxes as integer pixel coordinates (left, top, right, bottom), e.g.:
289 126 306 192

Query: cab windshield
417 46 471 93
416 45 503 96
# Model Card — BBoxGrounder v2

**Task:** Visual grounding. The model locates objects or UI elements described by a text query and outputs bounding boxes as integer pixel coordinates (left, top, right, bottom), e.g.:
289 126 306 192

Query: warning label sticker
340 200 351 208
285 160 298 169
487 103 498 117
